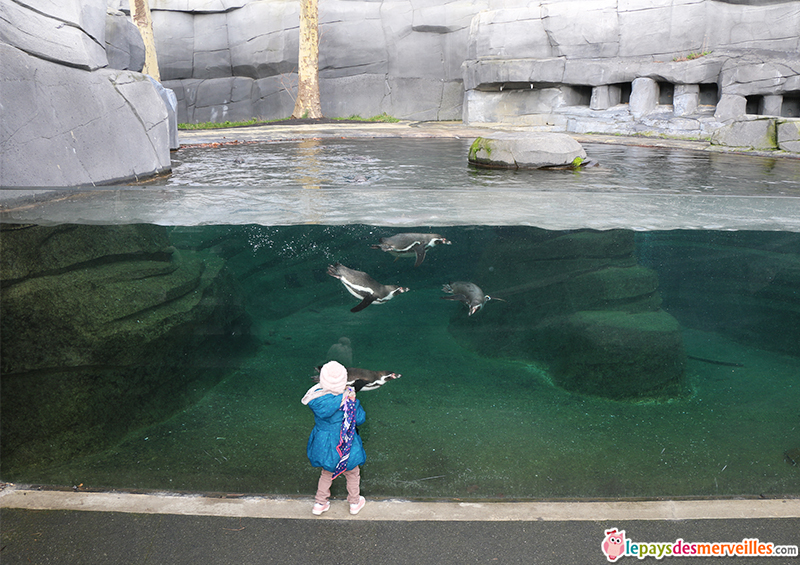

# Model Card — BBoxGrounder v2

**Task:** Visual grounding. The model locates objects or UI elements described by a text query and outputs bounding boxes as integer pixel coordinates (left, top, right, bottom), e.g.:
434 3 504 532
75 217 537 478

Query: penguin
327 262 409 312
441 281 502 315
371 233 451 267
314 366 401 392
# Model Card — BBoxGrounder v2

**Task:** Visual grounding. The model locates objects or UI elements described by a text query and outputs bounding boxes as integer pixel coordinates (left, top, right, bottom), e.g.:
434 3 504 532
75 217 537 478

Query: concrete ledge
2 486 798 522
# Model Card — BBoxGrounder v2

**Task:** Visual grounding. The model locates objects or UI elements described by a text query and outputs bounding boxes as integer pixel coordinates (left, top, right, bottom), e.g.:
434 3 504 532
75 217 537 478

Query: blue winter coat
306 393 366 473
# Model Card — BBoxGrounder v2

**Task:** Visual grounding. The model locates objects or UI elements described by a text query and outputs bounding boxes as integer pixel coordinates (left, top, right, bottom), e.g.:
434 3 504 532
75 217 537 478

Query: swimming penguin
441 281 502 315
327 262 409 313
371 233 451 267
314 366 401 392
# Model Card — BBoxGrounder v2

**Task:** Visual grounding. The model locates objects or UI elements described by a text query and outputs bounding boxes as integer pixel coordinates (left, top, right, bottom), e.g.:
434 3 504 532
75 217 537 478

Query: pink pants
315 467 361 505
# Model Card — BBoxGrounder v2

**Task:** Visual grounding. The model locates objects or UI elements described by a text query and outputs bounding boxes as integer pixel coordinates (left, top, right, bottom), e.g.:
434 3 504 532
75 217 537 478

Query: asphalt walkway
2 486 799 564
176 119 713 150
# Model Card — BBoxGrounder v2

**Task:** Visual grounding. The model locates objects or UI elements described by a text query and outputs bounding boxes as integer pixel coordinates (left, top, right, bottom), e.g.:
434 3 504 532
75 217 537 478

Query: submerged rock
636 231 800 358
549 310 686 400
0 224 250 471
448 228 686 401
468 133 587 169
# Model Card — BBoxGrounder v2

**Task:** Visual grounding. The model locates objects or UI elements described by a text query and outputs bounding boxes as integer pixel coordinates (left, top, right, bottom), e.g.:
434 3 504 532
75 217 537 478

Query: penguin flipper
351 296 376 313
441 294 467 302
413 244 426 267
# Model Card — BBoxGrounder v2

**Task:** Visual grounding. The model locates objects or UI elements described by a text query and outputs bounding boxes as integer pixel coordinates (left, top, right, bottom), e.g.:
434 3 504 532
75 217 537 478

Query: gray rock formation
136 0 486 123
138 0 799 153
548 310 685 400
149 76 181 150
638 231 800 358
628 78 660 119
468 132 587 169
710 119 778 150
460 1 800 148
778 120 800 152
448 228 687 401
106 8 146 71
3 0 799 187
0 223 249 470
1 0 109 71
0 0 177 187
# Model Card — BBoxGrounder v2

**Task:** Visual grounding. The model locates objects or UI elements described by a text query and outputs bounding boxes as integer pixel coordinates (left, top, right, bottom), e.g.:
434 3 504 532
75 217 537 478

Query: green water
3 224 798 500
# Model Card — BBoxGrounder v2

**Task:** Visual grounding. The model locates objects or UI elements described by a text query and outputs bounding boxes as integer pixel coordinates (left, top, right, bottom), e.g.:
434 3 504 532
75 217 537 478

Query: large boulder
710 118 778 150
629 77 659 119
0 224 250 471
778 120 800 152
468 132 587 169
639 231 800 358
547 310 686 400
448 228 686 401
0 0 173 187
105 8 146 71
0 0 108 70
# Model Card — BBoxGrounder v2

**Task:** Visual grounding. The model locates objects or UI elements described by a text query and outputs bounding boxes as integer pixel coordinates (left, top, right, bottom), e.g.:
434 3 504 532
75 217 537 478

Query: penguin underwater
314 366 401 392
441 281 503 316
371 233 451 267
327 262 409 312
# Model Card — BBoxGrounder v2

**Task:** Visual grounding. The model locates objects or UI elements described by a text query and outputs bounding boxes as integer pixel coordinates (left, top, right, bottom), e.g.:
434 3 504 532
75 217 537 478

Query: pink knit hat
319 361 348 394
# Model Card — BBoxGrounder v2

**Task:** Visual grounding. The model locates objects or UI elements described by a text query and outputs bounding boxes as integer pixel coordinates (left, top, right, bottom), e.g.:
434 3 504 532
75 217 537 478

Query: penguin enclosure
2 139 800 500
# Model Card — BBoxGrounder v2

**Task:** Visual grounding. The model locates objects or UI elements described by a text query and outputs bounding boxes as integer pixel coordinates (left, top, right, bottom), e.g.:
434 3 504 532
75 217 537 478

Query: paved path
176 119 717 150
2 486 798 564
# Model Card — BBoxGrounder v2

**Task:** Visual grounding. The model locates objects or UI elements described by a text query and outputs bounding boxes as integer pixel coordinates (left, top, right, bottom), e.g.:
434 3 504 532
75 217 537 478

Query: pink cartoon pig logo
602 528 626 562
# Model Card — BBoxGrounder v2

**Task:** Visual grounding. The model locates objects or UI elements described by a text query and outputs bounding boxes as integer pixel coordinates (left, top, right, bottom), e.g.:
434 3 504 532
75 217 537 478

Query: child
301 360 367 515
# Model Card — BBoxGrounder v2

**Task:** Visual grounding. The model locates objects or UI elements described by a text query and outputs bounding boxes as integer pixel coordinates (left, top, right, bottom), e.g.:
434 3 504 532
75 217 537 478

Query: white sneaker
349 496 366 515
312 501 329 515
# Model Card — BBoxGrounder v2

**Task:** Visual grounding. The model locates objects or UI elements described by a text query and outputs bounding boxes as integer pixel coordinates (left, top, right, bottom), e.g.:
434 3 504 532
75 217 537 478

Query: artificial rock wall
0 0 175 187
3 0 800 190
462 0 800 149
146 0 800 150
0 223 250 471
447 229 687 401
142 0 478 123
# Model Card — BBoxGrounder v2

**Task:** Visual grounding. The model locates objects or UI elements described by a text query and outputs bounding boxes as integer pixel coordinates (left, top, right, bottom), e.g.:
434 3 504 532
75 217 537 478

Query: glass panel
2 139 799 500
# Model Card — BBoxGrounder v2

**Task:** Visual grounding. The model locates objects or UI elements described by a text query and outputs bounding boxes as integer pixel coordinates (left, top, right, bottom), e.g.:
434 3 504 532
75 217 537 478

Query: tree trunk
130 0 160 81
292 0 322 119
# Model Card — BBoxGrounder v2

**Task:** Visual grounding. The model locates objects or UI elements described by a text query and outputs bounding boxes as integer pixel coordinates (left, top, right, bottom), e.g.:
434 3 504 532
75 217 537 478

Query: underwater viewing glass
2 139 799 500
